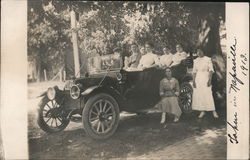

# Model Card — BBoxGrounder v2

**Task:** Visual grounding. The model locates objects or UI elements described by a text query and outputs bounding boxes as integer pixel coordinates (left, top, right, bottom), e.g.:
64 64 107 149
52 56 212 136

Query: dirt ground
28 82 226 160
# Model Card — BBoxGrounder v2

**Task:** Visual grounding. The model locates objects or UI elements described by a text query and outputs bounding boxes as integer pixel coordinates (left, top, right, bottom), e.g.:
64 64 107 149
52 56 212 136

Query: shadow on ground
29 109 226 159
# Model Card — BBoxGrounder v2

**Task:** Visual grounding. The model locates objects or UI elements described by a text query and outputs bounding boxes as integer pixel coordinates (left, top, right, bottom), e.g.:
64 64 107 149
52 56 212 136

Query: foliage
28 1 71 79
28 1 225 79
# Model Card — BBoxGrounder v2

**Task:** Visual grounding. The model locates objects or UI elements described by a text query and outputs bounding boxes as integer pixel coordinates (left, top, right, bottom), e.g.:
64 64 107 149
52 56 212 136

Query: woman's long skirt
192 71 215 111
158 96 182 117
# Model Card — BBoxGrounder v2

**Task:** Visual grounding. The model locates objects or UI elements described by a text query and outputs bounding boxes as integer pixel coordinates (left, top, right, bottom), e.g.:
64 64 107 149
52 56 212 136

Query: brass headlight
70 85 81 99
47 87 56 100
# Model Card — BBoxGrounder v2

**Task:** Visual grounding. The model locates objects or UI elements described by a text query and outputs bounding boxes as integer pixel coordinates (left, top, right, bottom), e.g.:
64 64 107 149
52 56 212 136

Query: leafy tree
28 1 226 106
28 1 71 80
185 2 226 107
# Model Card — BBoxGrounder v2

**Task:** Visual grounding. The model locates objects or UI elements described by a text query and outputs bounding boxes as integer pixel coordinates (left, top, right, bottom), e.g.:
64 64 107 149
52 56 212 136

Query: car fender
37 91 47 98
38 95 49 108
81 85 125 110
181 74 193 83
81 86 100 96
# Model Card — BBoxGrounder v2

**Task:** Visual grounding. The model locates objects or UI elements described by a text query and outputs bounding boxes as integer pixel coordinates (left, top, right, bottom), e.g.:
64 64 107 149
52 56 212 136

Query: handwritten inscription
240 54 248 76
227 37 249 144
227 111 239 144
227 36 249 144
228 37 244 93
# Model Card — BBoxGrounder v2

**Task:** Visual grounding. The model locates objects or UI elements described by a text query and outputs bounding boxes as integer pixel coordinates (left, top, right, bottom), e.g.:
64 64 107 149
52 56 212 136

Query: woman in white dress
192 48 219 118
159 47 173 68
137 43 160 69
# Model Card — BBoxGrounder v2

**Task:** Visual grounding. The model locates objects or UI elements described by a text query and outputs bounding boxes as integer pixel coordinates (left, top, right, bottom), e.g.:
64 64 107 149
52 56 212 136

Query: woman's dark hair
130 44 139 53
165 67 172 72
145 42 153 48
196 46 204 52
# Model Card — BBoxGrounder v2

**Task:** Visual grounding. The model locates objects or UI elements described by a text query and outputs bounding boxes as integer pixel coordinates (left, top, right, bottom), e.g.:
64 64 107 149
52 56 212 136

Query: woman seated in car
169 44 188 67
140 46 146 56
137 42 160 70
159 47 173 69
169 44 188 80
124 44 142 70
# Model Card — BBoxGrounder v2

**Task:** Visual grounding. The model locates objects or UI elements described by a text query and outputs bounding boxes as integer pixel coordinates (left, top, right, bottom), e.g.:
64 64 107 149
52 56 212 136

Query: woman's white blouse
159 54 173 67
172 51 188 66
138 52 160 68
193 56 214 73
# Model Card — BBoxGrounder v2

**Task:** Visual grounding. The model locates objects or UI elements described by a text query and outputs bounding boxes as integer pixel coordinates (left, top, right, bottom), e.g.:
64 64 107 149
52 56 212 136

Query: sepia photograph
26 1 227 159
0 1 249 160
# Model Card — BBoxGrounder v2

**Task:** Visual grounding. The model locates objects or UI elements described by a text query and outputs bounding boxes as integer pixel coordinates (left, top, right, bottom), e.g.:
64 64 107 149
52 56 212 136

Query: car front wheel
82 93 120 140
37 97 70 133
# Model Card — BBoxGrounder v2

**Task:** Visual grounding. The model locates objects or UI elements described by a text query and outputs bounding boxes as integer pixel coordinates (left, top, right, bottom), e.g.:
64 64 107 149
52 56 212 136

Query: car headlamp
70 85 81 99
116 73 122 81
47 87 56 100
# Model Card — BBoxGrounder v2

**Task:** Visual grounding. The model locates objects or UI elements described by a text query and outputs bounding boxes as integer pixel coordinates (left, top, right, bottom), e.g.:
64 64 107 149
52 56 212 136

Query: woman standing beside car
192 48 219 119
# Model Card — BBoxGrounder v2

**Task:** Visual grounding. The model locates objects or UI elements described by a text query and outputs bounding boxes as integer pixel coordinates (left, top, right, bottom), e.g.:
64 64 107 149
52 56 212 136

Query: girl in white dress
192 48 219 118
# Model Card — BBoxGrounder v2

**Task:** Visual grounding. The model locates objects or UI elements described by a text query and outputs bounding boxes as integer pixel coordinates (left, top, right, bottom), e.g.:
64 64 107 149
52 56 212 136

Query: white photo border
0 1 249 159
226 2 249 159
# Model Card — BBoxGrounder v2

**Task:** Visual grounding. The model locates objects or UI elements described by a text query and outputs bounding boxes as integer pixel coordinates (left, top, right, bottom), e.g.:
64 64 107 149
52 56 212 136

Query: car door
123 68 164 111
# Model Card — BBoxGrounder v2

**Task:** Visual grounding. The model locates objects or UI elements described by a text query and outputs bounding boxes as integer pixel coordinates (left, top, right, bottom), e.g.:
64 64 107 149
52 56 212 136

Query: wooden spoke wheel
37 98 69 133
82 93 120 140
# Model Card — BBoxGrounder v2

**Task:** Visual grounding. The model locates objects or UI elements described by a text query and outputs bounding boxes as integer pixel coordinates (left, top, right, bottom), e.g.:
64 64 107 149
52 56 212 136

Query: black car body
37 53 193 139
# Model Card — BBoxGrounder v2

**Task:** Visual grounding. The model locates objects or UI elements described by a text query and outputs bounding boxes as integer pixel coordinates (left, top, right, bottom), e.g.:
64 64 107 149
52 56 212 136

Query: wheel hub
98 112 107 121
47 108 61 118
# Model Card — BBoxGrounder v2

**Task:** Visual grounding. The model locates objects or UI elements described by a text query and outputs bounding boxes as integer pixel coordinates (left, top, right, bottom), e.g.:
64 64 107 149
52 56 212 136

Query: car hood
74 76 117 90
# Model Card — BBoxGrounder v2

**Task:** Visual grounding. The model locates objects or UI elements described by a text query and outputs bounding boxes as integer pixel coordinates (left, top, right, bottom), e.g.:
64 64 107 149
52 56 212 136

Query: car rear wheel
82 93 120 140
37 97 69 133
179 82 193 113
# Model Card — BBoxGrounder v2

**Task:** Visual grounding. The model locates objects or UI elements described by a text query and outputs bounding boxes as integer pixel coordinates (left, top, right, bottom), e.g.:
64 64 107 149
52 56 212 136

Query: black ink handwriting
227 112 239 144
229 37 244 93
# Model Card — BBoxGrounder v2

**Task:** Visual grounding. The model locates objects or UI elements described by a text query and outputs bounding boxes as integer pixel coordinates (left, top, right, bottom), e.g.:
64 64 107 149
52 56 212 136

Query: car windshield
87 53 123 74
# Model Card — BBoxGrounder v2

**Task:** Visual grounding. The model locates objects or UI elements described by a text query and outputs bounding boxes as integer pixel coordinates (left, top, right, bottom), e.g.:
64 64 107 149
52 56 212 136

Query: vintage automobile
37 53 193 139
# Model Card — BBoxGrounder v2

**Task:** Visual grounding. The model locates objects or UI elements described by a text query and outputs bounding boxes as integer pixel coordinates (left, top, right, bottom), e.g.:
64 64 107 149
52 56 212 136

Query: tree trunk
198 12 226 109
36 54 41 82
